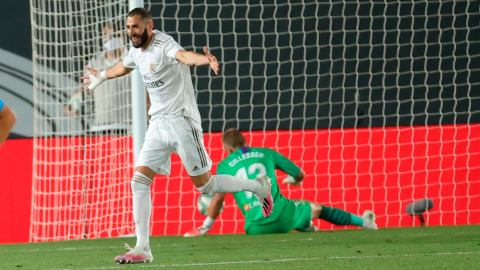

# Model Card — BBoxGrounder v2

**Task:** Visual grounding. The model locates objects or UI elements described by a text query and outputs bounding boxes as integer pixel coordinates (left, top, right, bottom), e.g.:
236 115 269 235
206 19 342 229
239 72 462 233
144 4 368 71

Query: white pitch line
330 251 480 259
56 258 320 270
56 251 480 270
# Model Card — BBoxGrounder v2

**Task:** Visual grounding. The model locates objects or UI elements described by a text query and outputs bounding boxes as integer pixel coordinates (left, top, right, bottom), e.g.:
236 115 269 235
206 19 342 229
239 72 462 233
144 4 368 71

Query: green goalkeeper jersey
216 146 301 225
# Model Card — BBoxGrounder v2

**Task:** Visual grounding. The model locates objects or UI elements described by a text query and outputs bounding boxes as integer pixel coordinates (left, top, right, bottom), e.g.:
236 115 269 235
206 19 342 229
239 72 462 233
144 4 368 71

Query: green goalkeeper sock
350 214 364 227
319 206 363 227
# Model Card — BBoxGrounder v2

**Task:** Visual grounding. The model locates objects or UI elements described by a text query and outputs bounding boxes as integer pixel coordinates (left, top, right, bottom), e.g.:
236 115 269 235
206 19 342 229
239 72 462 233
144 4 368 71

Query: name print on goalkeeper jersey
217 146 301 225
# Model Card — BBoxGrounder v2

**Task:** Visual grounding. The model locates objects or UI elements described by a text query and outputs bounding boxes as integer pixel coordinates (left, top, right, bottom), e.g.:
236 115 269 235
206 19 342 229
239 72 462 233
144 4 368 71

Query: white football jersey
123 30 201 123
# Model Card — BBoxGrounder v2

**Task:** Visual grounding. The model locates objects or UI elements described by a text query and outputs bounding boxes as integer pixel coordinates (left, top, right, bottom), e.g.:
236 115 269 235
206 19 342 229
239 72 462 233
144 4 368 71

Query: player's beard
130 27 149 48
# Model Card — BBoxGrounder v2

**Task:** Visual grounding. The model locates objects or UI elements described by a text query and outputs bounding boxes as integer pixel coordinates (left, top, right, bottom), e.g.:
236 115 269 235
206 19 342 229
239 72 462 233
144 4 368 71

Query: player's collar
233 146 250 155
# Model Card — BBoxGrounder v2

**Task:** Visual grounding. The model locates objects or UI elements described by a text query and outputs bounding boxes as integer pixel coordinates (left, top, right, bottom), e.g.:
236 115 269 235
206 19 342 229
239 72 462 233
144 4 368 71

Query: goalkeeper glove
87 70 107 91
282 175 302 186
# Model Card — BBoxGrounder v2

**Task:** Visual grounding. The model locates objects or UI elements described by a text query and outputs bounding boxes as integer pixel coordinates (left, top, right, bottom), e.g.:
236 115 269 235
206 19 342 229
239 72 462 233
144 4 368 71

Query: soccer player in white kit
81 8 274 264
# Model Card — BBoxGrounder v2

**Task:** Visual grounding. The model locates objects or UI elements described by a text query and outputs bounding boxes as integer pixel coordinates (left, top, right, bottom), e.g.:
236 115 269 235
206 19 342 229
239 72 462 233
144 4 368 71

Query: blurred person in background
65 23 132 135
0 99 17 148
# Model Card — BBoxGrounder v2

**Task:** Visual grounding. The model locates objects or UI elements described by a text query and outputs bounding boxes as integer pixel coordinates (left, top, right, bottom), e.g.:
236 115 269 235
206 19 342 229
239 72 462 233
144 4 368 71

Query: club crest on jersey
150 63 155 73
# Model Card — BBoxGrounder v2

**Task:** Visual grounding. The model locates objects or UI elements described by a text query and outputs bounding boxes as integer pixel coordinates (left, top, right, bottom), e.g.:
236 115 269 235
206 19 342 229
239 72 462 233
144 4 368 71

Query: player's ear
222 143 232 154
147 20 154 31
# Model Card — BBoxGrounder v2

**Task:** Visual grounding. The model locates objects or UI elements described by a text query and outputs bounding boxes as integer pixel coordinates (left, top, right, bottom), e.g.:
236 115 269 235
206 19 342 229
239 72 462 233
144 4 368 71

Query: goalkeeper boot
184 226 211 237
113 243 153 264
254 176 274 218
362 210 378 230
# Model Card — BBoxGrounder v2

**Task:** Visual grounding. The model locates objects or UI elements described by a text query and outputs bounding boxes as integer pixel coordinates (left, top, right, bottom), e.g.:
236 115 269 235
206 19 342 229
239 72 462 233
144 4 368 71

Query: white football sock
196 174 262 195
203 216 215 229
131 171 153 251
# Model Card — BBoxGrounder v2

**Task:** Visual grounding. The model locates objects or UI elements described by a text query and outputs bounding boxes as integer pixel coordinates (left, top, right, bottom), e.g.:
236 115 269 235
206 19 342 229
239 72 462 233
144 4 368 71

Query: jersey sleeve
163 36 184 61
0 99 4 112
267 149 301 177
122 48 137 69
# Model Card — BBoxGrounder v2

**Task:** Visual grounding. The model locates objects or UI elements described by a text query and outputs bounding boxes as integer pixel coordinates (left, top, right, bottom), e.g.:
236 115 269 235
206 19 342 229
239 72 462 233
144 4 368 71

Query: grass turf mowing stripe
55 251 480 270
3 230 480 253
3 226 479 269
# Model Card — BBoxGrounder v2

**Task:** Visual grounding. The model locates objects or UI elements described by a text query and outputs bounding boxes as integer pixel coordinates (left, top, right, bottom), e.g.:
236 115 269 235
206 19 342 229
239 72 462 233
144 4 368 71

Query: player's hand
282 175 302 186
64 104 80 117
81 65 106 91
184 226 211 237
64 89 85 117
203 46 219 75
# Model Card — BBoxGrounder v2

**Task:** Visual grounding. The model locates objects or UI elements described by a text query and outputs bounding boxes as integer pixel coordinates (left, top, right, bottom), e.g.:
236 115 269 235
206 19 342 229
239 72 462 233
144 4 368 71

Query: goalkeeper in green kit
185 128 378 236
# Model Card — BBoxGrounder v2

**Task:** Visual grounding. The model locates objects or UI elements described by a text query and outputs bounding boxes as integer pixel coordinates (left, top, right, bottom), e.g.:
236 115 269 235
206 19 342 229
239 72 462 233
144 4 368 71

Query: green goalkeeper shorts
244 199 312 235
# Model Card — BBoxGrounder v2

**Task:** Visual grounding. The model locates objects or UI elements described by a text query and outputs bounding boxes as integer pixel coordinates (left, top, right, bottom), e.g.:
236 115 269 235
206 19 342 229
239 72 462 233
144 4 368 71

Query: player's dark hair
127 8 152 21
222 128 247 149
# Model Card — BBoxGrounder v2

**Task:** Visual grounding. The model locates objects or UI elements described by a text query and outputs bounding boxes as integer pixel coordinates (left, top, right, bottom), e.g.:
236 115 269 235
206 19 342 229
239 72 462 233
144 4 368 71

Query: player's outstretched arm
0 104 17 148
269 148 306 186
175 46 219 75
81 61 133 91
208 193 226 219
184 193 226 237
283 169 306 186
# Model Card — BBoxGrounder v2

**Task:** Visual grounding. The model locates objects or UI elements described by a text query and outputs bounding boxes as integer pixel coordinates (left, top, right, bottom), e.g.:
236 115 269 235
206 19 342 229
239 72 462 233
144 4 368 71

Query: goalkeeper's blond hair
222 128 246 149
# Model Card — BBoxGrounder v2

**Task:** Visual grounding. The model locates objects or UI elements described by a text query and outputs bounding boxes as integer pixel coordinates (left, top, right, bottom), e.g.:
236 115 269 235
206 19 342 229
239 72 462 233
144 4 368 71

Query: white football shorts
136 115 212 176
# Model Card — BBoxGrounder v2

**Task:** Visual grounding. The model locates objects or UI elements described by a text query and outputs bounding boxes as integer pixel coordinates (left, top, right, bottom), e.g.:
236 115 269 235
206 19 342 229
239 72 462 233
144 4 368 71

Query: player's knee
131 180 150 192
190 171 212 188
310 203 322 219
196 175 217 196
310 202 322 211
134 166 157 179
131 171 152 192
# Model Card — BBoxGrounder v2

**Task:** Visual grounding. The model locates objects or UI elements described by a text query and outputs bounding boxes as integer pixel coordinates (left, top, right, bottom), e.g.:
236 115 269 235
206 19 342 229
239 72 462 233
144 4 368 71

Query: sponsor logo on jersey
228 152 265 167
243 200 261 212
145 79 165 89
192 166 199 171
150 63 155 73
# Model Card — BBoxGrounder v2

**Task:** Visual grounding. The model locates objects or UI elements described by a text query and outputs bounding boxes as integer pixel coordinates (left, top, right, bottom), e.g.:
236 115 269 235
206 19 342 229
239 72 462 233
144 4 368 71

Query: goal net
145 1 480 235
30 1 480 241
30 0 134 241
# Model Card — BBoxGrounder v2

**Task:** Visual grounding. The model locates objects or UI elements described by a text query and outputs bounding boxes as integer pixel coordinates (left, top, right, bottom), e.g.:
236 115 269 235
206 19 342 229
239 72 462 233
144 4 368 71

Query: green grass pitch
1 225 479 269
